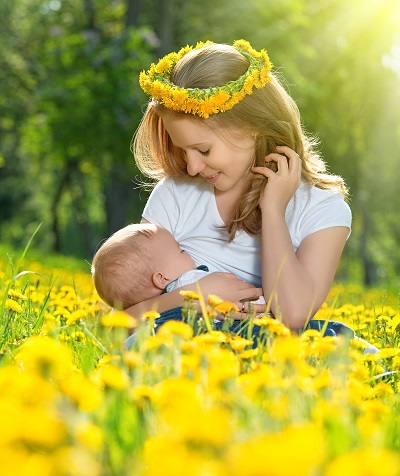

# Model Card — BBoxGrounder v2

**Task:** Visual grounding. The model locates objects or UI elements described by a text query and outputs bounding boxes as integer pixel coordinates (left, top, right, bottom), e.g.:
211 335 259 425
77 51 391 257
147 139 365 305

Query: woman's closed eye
199 149 210 156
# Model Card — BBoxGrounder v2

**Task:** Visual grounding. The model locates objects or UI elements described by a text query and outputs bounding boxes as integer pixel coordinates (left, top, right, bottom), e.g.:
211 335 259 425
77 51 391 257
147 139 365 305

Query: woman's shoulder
293 182 349 208
289 181 352 230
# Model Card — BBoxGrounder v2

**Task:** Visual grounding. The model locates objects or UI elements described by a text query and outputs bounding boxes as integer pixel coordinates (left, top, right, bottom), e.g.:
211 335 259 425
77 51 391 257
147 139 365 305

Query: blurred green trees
1 0 399 286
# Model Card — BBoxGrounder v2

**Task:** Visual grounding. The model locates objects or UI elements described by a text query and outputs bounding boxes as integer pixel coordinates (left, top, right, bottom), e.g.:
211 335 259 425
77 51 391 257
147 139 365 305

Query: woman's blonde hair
133 43 348 241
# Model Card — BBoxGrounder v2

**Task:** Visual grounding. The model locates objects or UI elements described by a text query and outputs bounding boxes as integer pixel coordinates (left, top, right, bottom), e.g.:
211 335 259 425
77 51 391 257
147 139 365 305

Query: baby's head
92 223 196 309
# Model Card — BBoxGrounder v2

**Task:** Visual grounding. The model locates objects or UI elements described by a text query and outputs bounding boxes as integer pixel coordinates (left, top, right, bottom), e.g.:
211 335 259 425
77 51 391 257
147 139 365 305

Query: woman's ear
152 272 170 290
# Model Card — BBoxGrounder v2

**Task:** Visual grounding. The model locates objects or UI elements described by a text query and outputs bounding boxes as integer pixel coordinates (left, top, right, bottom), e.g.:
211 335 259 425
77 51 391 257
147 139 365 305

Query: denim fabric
306 319 355 338
124 306 366 350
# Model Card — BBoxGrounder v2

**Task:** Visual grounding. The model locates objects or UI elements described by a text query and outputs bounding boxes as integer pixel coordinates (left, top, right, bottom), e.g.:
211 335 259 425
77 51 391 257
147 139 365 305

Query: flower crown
139 39 273 118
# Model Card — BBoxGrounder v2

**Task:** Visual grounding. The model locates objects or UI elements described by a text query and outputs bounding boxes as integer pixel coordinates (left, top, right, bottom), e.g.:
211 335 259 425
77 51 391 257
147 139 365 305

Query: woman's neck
214 185 243 225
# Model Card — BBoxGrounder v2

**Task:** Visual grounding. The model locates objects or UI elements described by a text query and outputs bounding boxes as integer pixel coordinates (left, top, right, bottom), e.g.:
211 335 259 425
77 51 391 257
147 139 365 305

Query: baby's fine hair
92 223 158 309
133 43 348 241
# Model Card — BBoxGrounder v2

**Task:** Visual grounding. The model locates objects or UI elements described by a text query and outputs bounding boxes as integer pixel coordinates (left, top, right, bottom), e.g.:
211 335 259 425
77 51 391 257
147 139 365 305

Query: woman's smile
162 114 255 192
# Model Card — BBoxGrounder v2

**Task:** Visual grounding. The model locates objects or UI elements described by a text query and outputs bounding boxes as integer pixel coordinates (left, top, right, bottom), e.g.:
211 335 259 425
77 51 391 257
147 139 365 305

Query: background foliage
1 0 400 287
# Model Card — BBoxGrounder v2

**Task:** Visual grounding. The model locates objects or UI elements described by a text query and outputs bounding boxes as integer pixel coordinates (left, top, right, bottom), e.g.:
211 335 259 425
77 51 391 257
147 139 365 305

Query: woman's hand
197 272 265 319
123 272 264 322
252 145 302 215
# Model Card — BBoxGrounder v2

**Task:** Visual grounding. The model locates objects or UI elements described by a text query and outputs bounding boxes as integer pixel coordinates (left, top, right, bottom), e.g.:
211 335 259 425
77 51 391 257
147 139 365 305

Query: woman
128 39 351 332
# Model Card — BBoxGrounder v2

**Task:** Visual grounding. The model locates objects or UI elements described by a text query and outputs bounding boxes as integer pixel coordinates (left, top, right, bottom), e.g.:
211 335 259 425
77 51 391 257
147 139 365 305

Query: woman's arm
123 272 263 318
253 146 349 329
262 218 348 329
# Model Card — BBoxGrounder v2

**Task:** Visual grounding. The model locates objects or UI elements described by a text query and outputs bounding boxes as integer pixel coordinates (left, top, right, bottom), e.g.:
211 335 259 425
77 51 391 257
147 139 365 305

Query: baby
92 223 214 309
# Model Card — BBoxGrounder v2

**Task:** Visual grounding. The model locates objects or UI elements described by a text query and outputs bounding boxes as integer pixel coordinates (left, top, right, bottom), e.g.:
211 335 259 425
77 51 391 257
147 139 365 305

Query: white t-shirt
142 177 352 288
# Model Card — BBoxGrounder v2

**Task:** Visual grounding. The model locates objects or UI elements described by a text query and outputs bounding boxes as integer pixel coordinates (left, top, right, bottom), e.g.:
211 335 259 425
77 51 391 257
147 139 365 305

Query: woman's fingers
252 146 302 197
231 301 272 320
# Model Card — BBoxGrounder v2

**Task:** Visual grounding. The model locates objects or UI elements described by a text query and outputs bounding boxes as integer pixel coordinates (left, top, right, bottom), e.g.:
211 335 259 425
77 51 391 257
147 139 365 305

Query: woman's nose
186 152 206 176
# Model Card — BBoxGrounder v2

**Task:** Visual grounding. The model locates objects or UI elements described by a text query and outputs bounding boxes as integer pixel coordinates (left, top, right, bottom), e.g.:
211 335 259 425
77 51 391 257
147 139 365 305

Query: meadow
1 241 400 476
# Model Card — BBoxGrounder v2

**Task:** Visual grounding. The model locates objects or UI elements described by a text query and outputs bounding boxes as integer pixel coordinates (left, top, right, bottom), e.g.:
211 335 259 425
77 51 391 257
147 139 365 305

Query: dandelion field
1 244 400 476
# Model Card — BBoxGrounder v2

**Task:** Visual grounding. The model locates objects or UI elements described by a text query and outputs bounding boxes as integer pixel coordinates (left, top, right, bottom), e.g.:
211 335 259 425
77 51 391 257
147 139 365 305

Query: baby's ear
152 272 170 290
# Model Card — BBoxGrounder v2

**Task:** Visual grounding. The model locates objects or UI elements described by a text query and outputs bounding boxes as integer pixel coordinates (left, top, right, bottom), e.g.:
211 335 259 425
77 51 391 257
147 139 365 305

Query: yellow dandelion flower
150 79 167 97
213 89 230 106
208 294 223 306
130 384 154 403
60 373 103 411
193 331 227 345
97 354 121 367
16 336 75 379
154 57 173 74
142 310 161 321
199 99 218 118
173 405 232 448
60 285 76 294
184 97 201 115
273 336 303 362
19 410 68 448
181 352 201 372
270 321 291 336
162 96 180 111
179 290 200 300
123 350 142 368
233 39 252 51
5 298 23 313
325 448 400 476
54 447 101 476
372 381 395 399
53 308 70 317
377 348 399 359
66 309 86 326
252 315 275 326
312 369 332 391
309 336 338 358
243 75 256 94
75 421 103 451
144 436 227 476
7 289 27 300
98 364 129 390
29 290 46 303
392 355 400 367
228 335 253 352
300 328 324 340
214 301 239 314
172 88 189 105
100 310 139 328
152 376 200 408
238 348 259 360
360 399 391 418
362 351 380 364
157 320 194 340
143 334 172 351
228 424 325 476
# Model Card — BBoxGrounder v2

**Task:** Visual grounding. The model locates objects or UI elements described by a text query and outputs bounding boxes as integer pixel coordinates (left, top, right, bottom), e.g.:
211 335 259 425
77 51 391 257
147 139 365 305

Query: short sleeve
286 184 352 251
300 194 352 239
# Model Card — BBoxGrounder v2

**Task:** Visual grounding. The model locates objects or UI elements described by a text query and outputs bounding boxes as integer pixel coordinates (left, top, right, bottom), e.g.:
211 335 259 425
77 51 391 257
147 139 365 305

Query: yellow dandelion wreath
139 39 273 118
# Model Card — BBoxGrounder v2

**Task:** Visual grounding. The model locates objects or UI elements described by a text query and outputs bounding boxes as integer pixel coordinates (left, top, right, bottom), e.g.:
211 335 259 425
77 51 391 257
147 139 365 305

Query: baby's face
151 227 196 280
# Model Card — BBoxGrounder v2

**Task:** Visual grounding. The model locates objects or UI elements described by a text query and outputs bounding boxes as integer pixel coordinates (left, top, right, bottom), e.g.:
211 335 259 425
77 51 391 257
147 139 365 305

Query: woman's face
162 114 256 193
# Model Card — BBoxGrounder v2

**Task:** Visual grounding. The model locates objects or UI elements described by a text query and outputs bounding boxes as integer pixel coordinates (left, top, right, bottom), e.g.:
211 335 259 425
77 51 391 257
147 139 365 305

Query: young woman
128 39 351 331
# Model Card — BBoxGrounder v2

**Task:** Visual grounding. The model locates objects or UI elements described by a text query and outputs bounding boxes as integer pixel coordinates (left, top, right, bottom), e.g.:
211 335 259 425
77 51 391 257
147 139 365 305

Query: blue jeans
124 307 358 350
